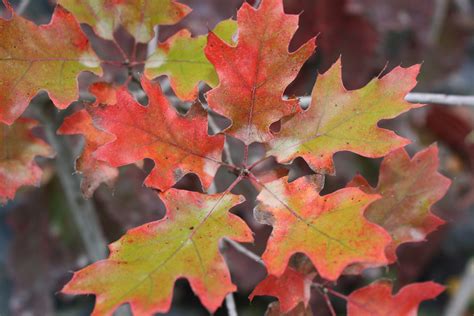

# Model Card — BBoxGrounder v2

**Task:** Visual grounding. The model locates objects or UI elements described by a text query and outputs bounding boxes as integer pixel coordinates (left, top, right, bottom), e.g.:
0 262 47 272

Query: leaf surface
0 3 101 124
249 266 315 313
347 281 444 316
145 19 237 101
255 176 390 280
62 188 253 315
266 301 313 316
348 145 450 262
0 118 54 202
58 109 118 198
92 78 224 191
58 0 191 43
268 60 419 174
205 0 315 144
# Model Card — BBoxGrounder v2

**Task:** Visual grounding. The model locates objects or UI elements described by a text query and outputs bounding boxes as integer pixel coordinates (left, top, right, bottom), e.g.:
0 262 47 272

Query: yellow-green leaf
63 188 253 315
145 19 237 101
268 59 420 174
58 0 191 43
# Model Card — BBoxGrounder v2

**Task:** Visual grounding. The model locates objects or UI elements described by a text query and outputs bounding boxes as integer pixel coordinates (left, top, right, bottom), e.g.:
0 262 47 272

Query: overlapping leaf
58 109 118 198
145 19 237 101
347 281 444 315
268 59 420 174
250 266 315 313
92 78 224 191
0 118 54 203
89 82 117 105
62 188 253 315
58 0 191 43
255 176 390 280
0 3 101 124
348 145 450 262
205 0 315 144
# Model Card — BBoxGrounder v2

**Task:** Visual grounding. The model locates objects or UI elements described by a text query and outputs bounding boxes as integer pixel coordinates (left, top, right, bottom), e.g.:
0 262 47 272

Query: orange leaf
255 176 390 280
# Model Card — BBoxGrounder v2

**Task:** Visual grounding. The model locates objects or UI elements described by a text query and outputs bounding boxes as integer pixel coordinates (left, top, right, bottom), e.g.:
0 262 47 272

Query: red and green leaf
205 0 315 144
0 2 101 124
58 0 191 43
268 59 420 174
92 78 224 191
0 118 54 203
62 188 253 315
348 145 450 262
254 175 390 280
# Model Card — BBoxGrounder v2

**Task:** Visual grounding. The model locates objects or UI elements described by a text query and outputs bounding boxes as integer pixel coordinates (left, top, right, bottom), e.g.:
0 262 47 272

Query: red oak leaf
249 266 315 313
0 2 101 124
89 82 117 105
92 78 224 191
62 188 253 315
266 301 313 316
348 145 450 262
254 175 390 280
205 0 315 144
347 281 444 316
0 118 54 203
58 109 119 198
58 0 191 43
268 59 420 175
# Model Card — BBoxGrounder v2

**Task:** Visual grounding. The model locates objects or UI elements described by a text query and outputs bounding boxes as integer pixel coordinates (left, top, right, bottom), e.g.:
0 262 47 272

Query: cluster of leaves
0 0 451 314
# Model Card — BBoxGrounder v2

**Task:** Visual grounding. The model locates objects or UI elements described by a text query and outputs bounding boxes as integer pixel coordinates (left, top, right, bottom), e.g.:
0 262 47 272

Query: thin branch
405 92 474 107
321 291 336 316
147 25 159 58
252 0 262 9
112 39 130 64
225 293 239 316
37 105 107 263
15 0 30 15
298 93 474 108
444 257 474 316
311 282 380 315
223 238 265 266
429 0 450 44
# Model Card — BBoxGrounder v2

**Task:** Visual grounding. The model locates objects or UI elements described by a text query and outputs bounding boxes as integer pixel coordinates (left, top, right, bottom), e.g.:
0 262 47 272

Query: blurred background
1 0 474 315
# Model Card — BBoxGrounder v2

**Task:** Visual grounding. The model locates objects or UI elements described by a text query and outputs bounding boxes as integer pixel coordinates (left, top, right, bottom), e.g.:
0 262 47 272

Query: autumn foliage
0 0 451 315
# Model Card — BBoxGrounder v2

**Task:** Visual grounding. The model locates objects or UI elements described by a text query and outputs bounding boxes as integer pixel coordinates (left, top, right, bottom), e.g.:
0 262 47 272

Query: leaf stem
223 237 265 266
247 156 270 171
312 283 377 315
112 38 130 63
